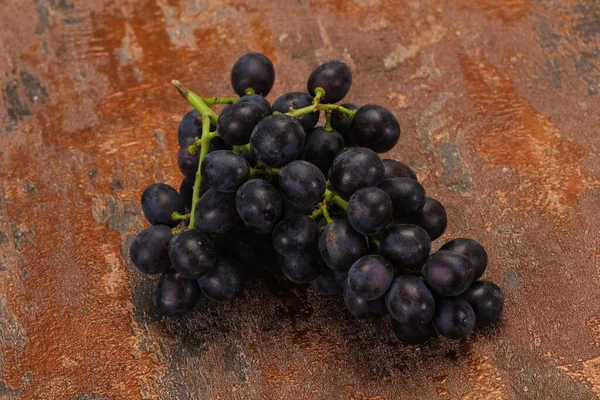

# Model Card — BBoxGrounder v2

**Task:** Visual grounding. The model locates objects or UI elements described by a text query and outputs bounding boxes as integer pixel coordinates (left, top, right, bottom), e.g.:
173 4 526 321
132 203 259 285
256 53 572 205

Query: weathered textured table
1 0 599 399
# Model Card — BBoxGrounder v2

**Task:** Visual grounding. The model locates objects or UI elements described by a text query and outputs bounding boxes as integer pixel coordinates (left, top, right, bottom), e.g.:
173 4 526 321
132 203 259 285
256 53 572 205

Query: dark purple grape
422 250 474 297
319 220 368 273
240 146 257 167
236 179 282 233
209 136 233 151
349 104 400 153
129 225 172 274
330 103 359 146
231 52 275 96
328 147 385 200
178 138 200 178
153 271 201 317
379 177 426 216
302 127 345 177
272 92 320 131
440 238 488 281
278 160 326 205
237 94 272 116
382 159 417 181
179 176 194 210
250 114 305 168
462 280 504 326
179 176 209 211
201 150 249 193
307 60 352 103
347 187 393 235
217 101 265 145
310 269 343 296
391 320 436 345
280 193 314 218
408 197 447 240
194 189 240 234
272 214 318 256
385 276 435 325
433 297 476 339
380 224 431 270
177 109 202 146
344 286 388 319
198 257 245 304
347 255 394 300
141 183 185 228
277 251 321 284
168 230 216 279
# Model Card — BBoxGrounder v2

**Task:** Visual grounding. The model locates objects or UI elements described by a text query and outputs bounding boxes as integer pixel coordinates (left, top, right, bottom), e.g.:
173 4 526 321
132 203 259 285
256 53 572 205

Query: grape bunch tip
129 53 505 346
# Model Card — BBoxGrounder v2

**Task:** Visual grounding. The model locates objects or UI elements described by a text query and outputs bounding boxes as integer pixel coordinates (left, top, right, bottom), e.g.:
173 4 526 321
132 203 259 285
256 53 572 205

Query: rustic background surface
1 0 599 399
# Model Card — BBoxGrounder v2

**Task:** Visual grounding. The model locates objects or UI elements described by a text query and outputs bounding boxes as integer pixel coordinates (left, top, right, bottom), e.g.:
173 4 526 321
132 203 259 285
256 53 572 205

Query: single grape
280 193 314 218
422 250 474 297
344 286 388 319
307 60 352 103
385 276 435 325
380 224 431 270
217 101 265 145
168 230 216 279
277 250 322 284
179 176 194 210
129 225 172 274
433 297 476 339
462 280 504 326
278 160 326 205
272 214 318 256
179 176 209 211
240 146 257 167
141 183 185 227
391 320 436 345
250 114 305 168
382 159 417 181
347 254 394 300
302 127 345 177
237 94 272 116
379 177 426 216
407 197 447 240
347 187 393 235
177 109 202 146
330 103 359 146
198 257 245 304
153 270 201 317
310 268 343 297
328 147 385 199
349 105 400 153
201 150 249 193
231 52 275 96
209 136 233 151
178 138 199 178
194 189 240 234
319 220 368 273
272 92 320 130
440 238 488 281
236 179 282 233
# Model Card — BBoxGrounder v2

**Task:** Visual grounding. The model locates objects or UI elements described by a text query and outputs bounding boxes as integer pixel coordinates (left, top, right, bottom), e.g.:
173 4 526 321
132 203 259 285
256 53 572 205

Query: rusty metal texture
1 0 599 398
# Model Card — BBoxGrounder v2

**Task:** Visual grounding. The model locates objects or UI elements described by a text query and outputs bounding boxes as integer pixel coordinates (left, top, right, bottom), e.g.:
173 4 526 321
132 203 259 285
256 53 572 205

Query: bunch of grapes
130 53 504 345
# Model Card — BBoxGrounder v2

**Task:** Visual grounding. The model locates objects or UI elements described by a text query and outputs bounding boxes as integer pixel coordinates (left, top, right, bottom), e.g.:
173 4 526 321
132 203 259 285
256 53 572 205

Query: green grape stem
172 80 219 125
324 110 333 132
171 212 190 222
188 116 212 229
203 97 239 105
286 89 357 119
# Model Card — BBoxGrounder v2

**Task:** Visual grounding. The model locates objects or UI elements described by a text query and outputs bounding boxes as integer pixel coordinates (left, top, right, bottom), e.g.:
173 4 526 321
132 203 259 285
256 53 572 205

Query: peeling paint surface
0 0 599 399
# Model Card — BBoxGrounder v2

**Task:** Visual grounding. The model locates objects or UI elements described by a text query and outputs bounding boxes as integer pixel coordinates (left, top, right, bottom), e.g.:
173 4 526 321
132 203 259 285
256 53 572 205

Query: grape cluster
130 53 504 344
